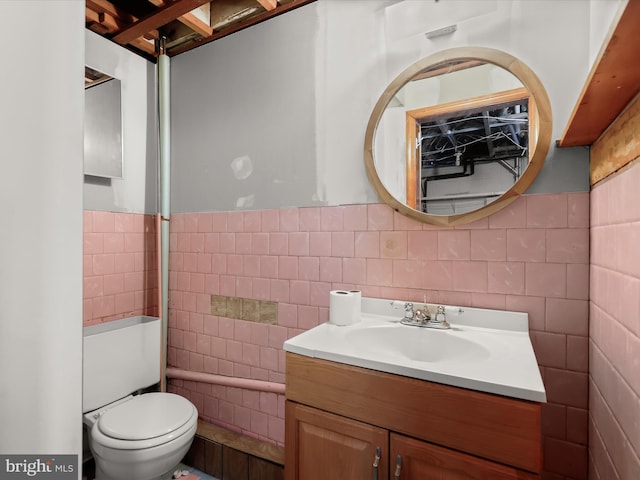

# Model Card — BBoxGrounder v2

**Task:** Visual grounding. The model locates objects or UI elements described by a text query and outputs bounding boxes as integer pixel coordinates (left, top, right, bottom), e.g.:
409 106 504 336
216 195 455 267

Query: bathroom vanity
283 299 545 479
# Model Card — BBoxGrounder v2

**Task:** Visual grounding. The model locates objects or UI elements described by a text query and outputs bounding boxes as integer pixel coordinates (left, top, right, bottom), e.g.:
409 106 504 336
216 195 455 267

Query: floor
81 462 218 480
176 463 219 480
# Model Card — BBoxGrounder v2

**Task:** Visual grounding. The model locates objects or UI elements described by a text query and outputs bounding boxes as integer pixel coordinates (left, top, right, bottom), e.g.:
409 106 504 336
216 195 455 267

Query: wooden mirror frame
364 47 552 227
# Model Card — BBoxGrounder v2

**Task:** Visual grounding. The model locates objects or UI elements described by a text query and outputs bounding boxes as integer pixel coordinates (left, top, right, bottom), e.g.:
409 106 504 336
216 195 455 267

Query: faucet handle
403 302 414 319
390 300 415 319
432 305 450 328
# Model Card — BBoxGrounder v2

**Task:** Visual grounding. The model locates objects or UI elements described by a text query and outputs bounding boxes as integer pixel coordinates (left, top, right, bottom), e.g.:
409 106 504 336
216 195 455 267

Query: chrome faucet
392 300 450 329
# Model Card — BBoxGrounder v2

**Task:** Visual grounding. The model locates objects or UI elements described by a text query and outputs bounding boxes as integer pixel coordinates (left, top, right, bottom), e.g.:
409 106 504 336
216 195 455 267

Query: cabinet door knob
372 446 381 480
393 455 403 480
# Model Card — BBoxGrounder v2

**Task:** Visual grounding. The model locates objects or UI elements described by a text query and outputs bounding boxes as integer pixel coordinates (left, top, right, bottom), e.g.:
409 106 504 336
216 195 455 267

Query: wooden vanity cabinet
390 434 538 479
286 402 388 480
285 353 542 480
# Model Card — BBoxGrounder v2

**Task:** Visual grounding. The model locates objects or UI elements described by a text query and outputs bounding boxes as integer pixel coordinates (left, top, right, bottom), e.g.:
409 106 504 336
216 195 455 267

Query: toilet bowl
84 392 197 480
83 317 198 480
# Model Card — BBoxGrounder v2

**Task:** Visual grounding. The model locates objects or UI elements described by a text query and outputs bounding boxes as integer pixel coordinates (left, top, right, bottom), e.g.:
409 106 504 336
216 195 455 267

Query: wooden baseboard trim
196 420 285 466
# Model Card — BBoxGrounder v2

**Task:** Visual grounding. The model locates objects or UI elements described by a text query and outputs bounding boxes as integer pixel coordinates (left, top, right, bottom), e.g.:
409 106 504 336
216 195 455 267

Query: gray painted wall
171 5 317 213
84 30 158 214
170 0 620 213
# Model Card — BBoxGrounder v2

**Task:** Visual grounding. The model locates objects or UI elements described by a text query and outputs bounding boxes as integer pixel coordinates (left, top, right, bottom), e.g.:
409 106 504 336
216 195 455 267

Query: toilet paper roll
329 290 361 326
349 290 362 319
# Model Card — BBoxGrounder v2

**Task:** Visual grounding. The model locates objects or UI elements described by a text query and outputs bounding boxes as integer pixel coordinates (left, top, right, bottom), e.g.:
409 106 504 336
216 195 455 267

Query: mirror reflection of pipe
422 161 474 198
424 191 505 201
507 124 522 148
424 152 526 169
422 152 524 197
435 119 458 148
424 160 474 182
498 159 519 180
420 190 504 213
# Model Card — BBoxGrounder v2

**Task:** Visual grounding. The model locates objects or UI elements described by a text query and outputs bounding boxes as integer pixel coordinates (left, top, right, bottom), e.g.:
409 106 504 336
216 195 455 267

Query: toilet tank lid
98 393 196 441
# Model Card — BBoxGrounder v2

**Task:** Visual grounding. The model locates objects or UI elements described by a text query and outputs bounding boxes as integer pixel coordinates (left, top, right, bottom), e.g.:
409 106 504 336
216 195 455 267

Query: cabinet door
390 433 539 480
286 401 389 480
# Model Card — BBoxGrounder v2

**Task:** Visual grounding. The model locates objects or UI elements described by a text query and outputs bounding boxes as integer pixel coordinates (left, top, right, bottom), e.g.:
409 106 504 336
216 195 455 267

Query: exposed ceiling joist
85 0 316 60
112 0 212 45
256 0 277 10
87 0 159 49
129 37 156 55
210 0 261 30
87 0 135 23
147 0 213 38
170 0 313 57
86 5 124 33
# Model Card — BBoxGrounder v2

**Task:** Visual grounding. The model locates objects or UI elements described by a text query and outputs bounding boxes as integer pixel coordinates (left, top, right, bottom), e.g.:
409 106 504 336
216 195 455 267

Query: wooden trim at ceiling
590 93 640 185
559 0 640 147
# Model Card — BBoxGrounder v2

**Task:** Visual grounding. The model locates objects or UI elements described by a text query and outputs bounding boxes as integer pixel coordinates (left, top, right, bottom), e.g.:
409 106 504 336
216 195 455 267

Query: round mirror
364 47 552 226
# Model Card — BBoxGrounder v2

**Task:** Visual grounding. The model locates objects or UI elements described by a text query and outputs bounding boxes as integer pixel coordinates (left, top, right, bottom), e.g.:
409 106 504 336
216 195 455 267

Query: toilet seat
91 393 197 451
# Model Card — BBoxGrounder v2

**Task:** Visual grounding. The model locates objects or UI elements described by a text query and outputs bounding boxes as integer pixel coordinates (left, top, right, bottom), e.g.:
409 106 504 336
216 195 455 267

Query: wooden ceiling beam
86 0 160 49
147 0 213 38
256 0 277 11
175 11 213 37
210 0 260 30
87 0 136 23
144 30 160 41
85 7 102 24
130 37 157 56
86 6 123 33
113 0 212 45
170 0 314 56
88 23 111 35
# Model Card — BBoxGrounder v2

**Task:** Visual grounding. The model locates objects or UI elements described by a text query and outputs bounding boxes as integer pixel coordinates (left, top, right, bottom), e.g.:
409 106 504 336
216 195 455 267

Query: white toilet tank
83 316 161 413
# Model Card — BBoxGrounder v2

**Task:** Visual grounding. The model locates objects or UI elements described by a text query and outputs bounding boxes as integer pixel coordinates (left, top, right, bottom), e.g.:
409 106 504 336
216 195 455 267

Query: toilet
83 316 197 480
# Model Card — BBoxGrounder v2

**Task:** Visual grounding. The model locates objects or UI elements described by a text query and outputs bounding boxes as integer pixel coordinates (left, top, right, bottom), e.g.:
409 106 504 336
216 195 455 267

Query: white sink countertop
284 297 546 402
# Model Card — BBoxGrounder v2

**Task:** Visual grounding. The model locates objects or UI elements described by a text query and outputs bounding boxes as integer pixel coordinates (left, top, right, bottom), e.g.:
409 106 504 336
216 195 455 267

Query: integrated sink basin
345 324 490 364
284 297 546 402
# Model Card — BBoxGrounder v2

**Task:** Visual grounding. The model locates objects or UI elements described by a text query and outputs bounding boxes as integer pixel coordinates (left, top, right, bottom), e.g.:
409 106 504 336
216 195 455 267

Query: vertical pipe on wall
158 39 171 392
156 212 163 346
